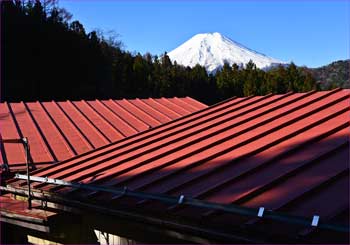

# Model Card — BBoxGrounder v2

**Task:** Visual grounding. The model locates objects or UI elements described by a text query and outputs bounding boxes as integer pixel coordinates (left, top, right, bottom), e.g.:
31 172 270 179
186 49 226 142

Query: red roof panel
5 89 349 241
0 97 206 171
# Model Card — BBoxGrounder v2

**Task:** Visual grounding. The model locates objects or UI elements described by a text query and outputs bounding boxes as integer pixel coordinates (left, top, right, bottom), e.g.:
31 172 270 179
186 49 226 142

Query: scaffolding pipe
22 137 32 209
0 137 32 209
13 174 350 233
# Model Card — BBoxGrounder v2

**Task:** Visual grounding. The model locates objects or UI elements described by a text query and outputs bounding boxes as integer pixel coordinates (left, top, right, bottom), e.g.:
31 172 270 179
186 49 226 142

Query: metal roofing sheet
6 89 350 241
0 97 207 171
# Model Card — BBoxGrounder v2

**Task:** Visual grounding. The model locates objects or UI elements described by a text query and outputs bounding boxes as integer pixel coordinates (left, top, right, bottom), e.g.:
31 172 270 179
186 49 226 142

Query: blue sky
60 0 349 68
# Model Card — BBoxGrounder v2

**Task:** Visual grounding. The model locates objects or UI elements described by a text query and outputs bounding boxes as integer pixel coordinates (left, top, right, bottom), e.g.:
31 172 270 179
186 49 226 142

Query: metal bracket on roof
311 215 320 227
178 195 185 204
257 207 265 217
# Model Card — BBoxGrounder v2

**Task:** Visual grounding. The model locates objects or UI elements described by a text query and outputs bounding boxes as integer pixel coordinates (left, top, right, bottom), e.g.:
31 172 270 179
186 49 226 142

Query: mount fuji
168 32 286 73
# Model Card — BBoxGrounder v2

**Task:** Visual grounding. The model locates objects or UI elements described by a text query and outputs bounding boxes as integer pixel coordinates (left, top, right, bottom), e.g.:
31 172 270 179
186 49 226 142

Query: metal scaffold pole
22 137 32 209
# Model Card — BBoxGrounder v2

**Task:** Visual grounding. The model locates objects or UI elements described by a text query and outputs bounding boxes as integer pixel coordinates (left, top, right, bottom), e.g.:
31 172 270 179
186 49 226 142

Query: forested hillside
1 0 320 105
308 60 350 89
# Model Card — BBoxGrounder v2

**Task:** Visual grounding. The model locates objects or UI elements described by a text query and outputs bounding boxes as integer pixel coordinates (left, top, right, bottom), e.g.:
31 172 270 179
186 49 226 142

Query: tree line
1 0 319 105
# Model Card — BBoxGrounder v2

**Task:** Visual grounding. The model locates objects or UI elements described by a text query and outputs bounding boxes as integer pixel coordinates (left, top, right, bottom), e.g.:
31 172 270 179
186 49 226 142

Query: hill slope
309 60 350 89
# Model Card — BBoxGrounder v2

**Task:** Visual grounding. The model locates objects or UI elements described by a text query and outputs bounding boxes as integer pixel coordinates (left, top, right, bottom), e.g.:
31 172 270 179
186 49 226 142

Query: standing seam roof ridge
96 100 139 135
98 93 348 192
86 94 316 185
53 101 95 151
135 98 174 121
38 95 237 170
25 95 257 184
192 123 350 203
171 97 200 112
83 100 126 139
109 99 150 131
58 94 330 190
162 97 192 114
101 100 142 133
81 100 123 140
24 102 58 162
116 99 158 128
166 137 348 213
273 169 349 221
133 98 172 122
123 99 163 125
142 122 350 212
59 100 109 149
238 171 349 231
39 102 78 157
60 127 350 210
68 101 111 144
184 96 208 109
280 168 349 213
31 94 282 186
154 98 191 116
1 102 24 165
22 95 270 179
284 174 349 234
164 126 349 212
21 93 318 187
167 133 349 215
147 98 182 118
15 95 350 216
242 171 349 229
35 93 300 186
144 99 348 193
232 141 349 206
6 103 25 140
54 107 348 201
5 92 349 240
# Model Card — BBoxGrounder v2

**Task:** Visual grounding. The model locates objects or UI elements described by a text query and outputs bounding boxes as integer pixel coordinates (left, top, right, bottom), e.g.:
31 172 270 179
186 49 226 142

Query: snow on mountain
168 32 286 73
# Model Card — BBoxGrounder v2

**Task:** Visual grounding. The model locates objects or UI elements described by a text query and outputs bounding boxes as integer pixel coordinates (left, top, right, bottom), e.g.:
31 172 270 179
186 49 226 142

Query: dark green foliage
307 60 350 89
1 0 321 106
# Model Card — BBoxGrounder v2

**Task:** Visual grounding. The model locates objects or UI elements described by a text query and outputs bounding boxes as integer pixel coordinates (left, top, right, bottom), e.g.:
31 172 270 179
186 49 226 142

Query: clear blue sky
60 0 349 68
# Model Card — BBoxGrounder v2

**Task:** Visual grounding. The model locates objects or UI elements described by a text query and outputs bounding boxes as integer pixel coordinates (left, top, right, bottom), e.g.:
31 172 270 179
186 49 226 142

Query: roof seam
108 99 149 131
148 98 182 118
22 102 57 162
125 99 163 125
52 101 95 151
193 123 350 202
68 101 111 144
157 97 192 116
83 100 126 139
29 95 224 169
28 94 290 184
135 98 173 122
107 94 348 192
33 95 281 186
97 100 139 135
115 100 155 128
39 102 78 156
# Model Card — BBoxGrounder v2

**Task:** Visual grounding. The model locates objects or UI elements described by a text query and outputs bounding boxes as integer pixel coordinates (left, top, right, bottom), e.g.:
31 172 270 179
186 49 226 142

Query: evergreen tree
243 60 259 96
0 0 322 105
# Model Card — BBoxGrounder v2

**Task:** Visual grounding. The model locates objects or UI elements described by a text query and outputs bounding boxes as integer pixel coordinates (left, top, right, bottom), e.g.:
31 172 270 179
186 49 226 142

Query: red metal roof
6 89 350 241
0 97 207 171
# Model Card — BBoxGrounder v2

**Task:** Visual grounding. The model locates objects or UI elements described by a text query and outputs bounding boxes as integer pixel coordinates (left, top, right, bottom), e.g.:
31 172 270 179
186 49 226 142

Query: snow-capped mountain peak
168 32 285 73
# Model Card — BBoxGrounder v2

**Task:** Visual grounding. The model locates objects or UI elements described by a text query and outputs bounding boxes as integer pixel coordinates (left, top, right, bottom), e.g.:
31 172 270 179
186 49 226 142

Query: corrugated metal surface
6 89 350 241
0 97 207 171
